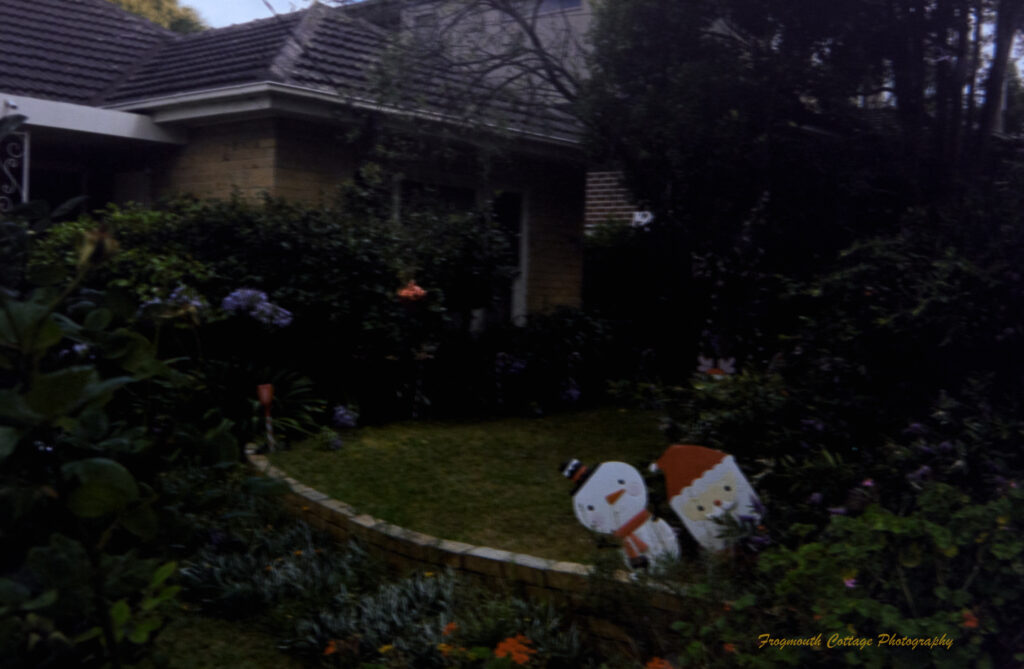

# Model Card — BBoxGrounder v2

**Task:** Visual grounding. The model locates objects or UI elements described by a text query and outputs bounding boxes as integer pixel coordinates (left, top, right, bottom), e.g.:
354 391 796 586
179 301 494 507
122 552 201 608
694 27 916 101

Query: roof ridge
267 3 329 84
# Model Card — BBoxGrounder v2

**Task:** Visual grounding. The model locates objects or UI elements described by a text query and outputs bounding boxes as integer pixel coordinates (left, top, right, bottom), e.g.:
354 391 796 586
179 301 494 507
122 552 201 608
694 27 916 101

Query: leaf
0 426 19 462
0 390 42 426
21 589 57 611
25 366 96 419
127 614 161 644
120 505 158 540
62 458 139 518
148 562 177 590
110 600 131 640
84 308 113 331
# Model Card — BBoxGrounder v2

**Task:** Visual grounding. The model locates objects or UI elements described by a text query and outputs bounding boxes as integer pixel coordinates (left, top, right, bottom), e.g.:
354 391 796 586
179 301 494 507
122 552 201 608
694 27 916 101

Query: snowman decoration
651 444 762 552
561 459 680 570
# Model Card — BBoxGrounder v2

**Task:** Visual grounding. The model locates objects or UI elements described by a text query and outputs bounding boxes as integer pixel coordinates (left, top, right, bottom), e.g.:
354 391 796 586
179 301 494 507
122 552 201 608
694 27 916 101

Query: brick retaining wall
246 449 685 639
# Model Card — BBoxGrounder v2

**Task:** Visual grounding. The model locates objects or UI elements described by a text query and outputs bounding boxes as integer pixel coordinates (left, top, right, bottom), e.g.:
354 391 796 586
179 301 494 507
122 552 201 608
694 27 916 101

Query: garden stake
257 383 275 452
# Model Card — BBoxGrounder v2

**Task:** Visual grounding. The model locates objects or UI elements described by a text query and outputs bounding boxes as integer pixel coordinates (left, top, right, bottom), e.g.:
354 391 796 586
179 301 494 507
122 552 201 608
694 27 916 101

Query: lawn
269 407 667 562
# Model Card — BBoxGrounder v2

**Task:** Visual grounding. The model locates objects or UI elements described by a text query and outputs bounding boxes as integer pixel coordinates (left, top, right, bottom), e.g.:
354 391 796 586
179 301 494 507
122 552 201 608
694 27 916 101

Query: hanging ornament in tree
561 459 680 570
651 445 762 552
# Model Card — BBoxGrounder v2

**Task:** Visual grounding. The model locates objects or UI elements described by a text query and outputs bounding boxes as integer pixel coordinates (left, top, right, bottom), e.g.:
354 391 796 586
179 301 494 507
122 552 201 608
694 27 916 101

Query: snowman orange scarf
613 509 652 559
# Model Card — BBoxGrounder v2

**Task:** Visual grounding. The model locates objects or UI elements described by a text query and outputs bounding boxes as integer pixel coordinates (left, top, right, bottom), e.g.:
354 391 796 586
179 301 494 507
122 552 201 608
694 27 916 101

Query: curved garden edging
246 449 684 631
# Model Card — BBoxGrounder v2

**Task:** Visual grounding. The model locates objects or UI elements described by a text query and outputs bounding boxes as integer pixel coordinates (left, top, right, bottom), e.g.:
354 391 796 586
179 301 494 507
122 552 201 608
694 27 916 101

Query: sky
183 0 310 28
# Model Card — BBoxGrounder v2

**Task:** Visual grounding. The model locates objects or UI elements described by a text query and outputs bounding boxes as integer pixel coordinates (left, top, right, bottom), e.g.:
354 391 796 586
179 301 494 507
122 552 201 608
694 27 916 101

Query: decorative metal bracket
0 128 29 213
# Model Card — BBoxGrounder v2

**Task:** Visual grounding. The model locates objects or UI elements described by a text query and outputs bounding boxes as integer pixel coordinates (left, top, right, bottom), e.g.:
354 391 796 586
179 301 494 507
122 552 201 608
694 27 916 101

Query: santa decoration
561 459 680 570
651 444 762 552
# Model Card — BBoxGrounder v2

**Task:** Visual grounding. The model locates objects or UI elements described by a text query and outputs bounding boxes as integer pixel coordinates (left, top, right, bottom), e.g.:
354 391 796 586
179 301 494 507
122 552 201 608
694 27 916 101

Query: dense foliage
580 1 1024 665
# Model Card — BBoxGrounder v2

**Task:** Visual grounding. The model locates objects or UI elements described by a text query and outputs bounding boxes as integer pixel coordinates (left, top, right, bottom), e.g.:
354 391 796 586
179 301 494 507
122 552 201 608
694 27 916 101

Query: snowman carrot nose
606 489 625 505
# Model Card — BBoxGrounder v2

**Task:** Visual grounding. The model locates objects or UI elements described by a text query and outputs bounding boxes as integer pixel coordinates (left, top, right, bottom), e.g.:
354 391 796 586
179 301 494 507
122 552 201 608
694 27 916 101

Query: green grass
270 407 666 562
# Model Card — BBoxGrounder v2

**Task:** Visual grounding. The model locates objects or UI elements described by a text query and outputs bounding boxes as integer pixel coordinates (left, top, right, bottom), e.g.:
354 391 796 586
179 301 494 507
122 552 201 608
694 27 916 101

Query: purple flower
251 300 293 328
560 379 581 403
222 288 292 328
332 405 359 429
807 492 823 505
861 478 874 488
828 507 848 516
221 288 268 313
907 465 932 484
903 422 928 437
937 441 954 453
844 578 857 589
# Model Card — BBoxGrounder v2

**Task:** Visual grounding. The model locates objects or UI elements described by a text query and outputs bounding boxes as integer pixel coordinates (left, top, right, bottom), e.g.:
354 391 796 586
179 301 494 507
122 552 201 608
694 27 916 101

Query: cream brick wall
157 119 278 200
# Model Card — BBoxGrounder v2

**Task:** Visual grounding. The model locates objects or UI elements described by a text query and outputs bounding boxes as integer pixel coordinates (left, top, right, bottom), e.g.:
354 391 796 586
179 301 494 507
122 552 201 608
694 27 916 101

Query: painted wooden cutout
651 444 762 552
561 459 680 570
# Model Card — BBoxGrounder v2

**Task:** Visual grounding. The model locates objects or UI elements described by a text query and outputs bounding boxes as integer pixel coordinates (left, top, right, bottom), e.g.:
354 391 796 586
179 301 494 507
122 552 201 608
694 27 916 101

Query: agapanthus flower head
222 288 268 313
221 288 292 328
332 405 359 429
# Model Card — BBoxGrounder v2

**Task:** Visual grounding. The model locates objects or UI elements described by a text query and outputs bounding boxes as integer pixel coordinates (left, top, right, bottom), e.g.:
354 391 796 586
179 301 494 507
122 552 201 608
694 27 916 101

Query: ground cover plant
270 407 666 562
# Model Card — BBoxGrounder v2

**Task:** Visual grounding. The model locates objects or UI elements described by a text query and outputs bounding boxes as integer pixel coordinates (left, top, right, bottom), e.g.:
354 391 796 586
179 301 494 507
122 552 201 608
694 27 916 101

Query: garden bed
269 407 667 563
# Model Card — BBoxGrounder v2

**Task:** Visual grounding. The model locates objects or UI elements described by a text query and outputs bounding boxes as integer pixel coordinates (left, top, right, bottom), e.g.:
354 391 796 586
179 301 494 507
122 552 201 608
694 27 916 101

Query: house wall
157 118 278 200
585 170 637 229
517 160 584 312
273 118 357 202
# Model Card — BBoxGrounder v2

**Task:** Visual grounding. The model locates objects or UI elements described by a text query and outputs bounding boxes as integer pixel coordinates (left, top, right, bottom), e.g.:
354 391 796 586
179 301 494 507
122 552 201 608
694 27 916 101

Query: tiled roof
0 0 172 104
0 0 581 143
106 12 307 102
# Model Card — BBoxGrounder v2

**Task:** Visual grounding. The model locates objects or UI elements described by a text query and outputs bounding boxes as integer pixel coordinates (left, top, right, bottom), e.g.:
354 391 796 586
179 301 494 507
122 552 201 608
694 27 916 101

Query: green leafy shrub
0 203 184 667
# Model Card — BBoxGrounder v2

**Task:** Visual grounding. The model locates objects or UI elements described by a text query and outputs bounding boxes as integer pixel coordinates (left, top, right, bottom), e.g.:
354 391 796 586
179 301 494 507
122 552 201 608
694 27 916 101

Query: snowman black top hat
560 458 595 495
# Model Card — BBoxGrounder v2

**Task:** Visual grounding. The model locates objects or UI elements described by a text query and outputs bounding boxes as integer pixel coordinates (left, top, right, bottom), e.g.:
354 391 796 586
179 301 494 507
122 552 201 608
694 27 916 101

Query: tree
108 0 205 33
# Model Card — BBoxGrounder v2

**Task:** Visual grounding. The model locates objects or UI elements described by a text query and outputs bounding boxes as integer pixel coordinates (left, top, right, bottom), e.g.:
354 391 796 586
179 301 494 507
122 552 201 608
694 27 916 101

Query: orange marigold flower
323 639 338 656
442 621 458 636
644 658 675 669
962 609 980 629
494 634 536 665
723 643 737 654
397 280 427 302
293 550 303 556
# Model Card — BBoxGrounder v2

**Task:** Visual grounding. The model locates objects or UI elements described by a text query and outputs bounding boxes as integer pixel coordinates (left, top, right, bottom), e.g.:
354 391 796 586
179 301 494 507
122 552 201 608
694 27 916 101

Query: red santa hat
650 444 728 497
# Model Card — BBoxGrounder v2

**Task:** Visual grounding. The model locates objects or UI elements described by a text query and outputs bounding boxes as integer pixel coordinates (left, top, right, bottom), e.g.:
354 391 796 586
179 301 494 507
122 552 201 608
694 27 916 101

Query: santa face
572 462 647 534
666 456 761 552
678 471 740 522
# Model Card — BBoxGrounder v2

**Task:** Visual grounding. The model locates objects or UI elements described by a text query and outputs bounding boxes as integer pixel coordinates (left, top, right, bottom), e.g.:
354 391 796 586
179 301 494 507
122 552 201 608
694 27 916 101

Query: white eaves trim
1 93 185 144
105 81 581 149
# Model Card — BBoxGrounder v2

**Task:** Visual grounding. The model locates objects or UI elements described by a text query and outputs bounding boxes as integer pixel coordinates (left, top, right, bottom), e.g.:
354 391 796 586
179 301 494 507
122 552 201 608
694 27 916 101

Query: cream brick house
0 0 586 318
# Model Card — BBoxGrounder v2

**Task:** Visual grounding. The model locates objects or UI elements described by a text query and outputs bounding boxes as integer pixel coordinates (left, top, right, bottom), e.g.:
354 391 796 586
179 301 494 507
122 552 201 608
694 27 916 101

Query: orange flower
494 634 536 665
723 643 737 654
442 621 458 636
323 639 338 656
397 280 427 302
962 609 980 629
293 550 303 556
644 658 675 669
